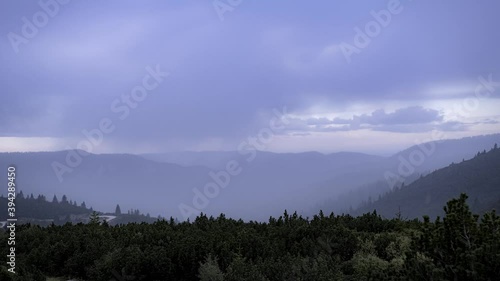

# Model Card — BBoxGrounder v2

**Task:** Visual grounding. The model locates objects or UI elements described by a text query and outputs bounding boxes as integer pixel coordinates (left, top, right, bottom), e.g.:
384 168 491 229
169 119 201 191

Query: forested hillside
355 144 500 218
0 193 156 226
1 194 499 280
0 193 90 222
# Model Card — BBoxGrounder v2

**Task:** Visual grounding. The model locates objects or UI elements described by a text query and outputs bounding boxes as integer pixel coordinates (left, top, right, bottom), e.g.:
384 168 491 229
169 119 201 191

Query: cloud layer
1 0 499 153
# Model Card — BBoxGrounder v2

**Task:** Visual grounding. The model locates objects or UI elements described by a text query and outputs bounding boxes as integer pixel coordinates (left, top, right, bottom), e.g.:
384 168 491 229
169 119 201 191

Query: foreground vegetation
1 194 499 280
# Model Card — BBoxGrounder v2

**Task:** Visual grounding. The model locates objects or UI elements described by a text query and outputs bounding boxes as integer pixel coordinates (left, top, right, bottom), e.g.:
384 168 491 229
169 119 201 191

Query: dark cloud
333 106 443 127
371 121 469 133
1 0 499 150
282 107 486 134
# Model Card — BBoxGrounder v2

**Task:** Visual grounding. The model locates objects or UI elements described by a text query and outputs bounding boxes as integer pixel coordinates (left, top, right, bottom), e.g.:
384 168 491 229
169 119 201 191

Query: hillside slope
0 151 212 219
355 145 500 219
0 193 158 226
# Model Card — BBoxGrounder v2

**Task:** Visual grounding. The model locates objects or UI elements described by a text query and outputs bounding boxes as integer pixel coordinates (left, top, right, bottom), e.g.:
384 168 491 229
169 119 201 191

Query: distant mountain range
354 144 500 219
311 133 500 214
0 151 211 220
1 133 499 221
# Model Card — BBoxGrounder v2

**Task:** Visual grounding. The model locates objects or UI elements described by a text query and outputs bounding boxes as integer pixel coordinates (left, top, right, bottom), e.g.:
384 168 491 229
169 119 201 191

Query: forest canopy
1 193 499 281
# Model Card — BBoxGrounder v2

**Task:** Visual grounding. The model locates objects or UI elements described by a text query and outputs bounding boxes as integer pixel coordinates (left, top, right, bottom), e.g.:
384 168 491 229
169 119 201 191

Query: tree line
0 193 499 280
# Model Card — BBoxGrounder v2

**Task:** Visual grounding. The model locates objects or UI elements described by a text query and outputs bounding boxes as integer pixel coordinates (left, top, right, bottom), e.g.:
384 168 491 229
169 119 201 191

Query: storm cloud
1 0 499 153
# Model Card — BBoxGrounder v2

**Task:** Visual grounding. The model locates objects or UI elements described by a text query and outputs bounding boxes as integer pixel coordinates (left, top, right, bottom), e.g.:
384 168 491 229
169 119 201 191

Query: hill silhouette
355 144 500 219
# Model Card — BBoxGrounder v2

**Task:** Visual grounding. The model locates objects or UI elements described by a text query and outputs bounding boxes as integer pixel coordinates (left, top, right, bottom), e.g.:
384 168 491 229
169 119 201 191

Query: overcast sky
1 0 499 155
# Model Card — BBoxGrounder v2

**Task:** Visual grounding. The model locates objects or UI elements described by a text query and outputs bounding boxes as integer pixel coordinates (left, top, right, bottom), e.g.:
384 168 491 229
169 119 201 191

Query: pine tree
198 254 225 281
115 204 122 215
81 201 86 208
438 193 479 278
61 195 68 204
18 191 24 199
89 211 100 224
52 195 58 203
396 206 402 220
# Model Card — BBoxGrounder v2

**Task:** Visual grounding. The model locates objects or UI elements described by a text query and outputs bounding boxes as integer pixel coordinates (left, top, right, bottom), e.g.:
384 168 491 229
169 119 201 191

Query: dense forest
1 194 499 280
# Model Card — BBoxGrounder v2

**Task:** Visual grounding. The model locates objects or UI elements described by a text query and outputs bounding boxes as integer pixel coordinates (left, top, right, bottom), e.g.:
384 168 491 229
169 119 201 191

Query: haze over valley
1 0 500 280
1 134 499 221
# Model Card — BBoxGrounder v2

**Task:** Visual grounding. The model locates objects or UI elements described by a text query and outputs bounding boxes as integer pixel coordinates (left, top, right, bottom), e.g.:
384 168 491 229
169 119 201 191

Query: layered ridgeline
141 134 500 219
0 151 212 221
144 134 500 217
354 144 500 219
0 134 499 221
310 133 500 214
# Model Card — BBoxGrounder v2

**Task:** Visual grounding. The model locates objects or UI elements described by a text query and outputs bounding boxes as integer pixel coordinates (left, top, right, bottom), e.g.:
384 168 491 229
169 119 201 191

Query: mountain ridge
354 144 500 219
1 133 500 221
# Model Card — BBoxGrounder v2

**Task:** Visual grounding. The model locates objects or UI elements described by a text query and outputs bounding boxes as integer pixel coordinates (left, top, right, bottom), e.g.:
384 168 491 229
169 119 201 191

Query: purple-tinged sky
1 0 499 155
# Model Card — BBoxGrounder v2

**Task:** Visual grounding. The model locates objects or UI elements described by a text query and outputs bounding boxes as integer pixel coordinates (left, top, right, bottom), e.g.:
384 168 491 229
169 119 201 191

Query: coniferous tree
89 211 100 224
198 254 225 281
61 195 68 204
115 204 122 215
81 201 86 208
52 195 58 203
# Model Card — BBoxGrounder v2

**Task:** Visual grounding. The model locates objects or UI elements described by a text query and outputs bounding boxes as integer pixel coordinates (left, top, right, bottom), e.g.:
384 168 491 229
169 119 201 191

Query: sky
1 0 500 155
